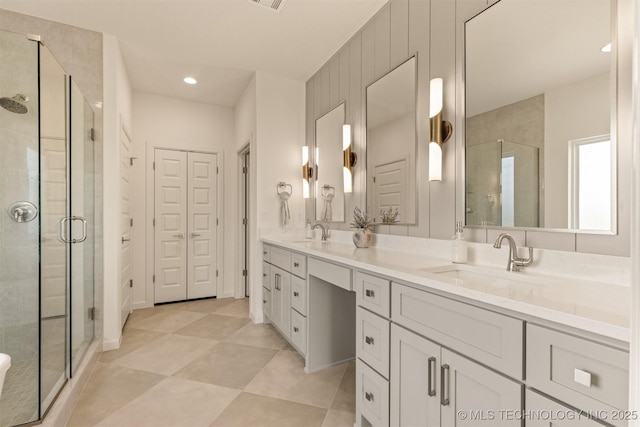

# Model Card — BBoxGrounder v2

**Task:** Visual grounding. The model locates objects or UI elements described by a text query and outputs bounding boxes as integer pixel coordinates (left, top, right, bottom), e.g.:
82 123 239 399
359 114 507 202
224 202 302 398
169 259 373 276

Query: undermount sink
422 264 545 289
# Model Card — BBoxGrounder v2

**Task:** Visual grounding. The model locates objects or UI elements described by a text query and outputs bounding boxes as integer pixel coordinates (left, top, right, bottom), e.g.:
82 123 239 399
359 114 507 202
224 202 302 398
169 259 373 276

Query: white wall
132 92 236 310
250 72 305 322
102 34 132 350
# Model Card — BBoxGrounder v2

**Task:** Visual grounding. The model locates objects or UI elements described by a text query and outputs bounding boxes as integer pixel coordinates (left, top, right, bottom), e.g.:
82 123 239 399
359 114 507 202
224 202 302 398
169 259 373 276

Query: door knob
173 233 185 239
190 232 201 238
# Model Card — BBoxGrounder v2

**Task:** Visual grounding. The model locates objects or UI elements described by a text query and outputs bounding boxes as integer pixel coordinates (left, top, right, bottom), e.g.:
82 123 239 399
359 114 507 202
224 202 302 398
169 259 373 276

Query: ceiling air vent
249 0 287 13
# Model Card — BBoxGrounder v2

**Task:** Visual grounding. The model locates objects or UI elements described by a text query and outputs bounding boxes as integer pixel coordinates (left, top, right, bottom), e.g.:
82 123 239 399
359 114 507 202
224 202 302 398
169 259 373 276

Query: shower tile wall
0 7 104 341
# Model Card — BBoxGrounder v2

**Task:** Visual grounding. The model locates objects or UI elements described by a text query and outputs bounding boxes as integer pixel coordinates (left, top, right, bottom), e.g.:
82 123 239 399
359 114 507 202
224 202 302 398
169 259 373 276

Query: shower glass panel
0 29 95 427
69 78 94 376
466 140 539 227
39 43 70 416
0 29 40 427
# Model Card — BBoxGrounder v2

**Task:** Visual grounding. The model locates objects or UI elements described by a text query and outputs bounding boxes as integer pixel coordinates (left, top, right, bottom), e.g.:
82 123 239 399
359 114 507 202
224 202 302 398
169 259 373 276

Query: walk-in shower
0 29 95 426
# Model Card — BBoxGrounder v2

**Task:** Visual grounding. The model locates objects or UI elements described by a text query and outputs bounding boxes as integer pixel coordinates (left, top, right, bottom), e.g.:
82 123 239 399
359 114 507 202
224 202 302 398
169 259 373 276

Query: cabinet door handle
293 326 299 333
365 336 374 345
365 392 374 402
365 289 375 298
428 357 436 397
294 291 299 297
294 262 300 267
274 273 280 290
441 364 450 406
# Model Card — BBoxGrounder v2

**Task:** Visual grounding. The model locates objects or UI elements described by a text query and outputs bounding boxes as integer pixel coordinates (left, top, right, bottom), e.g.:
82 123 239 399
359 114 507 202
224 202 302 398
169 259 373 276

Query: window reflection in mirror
465 0 616 233
366 56 417 225
315 103 346 222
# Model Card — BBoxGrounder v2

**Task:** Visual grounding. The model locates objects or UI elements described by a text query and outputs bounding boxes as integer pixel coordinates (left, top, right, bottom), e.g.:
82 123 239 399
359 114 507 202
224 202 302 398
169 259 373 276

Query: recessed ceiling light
601 43 611 53
184 77 197 85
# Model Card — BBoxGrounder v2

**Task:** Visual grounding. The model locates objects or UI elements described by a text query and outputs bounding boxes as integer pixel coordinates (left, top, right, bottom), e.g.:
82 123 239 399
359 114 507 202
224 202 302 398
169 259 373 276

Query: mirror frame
365 54 419 225
462 0 618 236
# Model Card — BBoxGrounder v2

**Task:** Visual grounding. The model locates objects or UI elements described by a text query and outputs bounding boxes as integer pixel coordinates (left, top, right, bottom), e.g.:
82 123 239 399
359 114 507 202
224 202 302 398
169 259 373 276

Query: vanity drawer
262 287 271 320
392 283 523 379
526 389 605 427
290 308 307 356
356 359 389 427
290 275 307 316
262 244 271 262
291 252 307 278
527 324 629 423
262 262 270 290
355 271 390 318
270 246 291 271
357 307 390 379
308 257 352 291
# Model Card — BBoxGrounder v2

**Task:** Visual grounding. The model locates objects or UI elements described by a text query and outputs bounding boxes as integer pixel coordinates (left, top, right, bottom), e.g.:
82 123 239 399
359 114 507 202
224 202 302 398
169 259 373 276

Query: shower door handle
58 216 87 244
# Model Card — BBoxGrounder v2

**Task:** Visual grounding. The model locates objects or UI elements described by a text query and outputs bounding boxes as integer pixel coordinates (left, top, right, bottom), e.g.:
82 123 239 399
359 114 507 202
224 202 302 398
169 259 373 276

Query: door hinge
130 218 133 227
216 166 219 174
216 270 219 277
88 307 95 320
242 166 247 174
242 218 247 226
153 161 156 170
216 218 219 226
242 269 248 277
153 218 156 227
152 274 155 283
89 128 95 141
373 176 376 183
130 157 134 166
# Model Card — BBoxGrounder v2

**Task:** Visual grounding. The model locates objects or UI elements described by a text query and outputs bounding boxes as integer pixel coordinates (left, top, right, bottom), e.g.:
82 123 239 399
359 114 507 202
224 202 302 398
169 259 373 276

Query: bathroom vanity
261 237 630 427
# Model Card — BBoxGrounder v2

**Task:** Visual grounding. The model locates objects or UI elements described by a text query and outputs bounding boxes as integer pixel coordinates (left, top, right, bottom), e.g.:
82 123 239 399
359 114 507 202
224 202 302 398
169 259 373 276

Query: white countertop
262 236 631 344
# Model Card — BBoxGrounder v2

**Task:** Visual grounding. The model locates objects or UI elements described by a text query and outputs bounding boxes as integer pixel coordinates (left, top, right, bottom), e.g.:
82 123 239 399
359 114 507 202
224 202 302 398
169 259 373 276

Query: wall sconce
302 146 313 199
343 124 357 193
429 77 453 181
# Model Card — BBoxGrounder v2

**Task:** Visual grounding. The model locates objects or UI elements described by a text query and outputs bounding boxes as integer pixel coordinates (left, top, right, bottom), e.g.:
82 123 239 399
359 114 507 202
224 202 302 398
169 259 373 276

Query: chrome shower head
0 94 29 114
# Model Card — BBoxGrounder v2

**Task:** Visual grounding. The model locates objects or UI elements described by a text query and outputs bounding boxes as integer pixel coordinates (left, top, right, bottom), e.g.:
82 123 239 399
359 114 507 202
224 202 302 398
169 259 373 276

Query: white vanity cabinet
262 244 307 355
355 272 392 427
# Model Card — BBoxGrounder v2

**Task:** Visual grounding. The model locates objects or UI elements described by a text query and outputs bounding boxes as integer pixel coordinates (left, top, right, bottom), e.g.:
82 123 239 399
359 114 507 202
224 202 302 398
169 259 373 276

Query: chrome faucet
493 233 533 272
311 223 329 241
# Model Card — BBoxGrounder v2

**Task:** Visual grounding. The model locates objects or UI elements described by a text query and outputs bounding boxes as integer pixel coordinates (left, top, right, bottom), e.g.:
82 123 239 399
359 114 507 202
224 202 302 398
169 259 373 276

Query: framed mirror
315 103 346 222
465 0 616 233
366 56 417 225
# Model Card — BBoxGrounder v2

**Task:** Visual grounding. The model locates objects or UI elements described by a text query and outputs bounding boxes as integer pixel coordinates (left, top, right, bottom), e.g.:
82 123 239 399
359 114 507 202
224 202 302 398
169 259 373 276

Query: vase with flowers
350 207 374 248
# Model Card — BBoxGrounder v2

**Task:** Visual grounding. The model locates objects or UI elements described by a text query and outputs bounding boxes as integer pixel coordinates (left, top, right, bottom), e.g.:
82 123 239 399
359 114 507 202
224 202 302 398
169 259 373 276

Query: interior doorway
238 145 250 297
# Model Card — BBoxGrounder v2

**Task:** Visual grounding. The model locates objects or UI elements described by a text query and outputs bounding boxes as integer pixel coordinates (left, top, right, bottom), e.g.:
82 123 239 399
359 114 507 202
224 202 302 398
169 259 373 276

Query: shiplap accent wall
306 0 633 257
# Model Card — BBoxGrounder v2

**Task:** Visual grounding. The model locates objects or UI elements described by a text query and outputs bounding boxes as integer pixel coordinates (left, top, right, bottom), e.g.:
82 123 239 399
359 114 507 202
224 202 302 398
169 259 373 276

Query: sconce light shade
429 78 452 182
342 124 357 193
302 146 313 198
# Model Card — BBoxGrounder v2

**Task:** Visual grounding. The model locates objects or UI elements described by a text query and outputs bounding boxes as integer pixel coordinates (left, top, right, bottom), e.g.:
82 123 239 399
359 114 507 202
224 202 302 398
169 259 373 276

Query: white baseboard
102 335 122 352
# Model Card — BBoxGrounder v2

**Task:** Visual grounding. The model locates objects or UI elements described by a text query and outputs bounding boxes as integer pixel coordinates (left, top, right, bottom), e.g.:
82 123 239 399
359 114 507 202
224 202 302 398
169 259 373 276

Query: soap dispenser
451 220 467 264
305 220 313 239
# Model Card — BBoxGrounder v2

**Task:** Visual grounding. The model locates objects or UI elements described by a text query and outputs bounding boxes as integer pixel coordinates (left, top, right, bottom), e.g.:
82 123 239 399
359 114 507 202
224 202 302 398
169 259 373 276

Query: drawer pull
294 326 299 333
574 368 592 388
365 289 375 298
441 364 450 406
294 262 300 267
428 356 436 397
365 392 374 402
365 336 375 345
294 291 299 297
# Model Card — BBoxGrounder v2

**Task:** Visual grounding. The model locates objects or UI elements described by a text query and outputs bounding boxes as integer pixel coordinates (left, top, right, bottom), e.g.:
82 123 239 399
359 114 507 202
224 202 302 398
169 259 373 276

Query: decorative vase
353 228 373 248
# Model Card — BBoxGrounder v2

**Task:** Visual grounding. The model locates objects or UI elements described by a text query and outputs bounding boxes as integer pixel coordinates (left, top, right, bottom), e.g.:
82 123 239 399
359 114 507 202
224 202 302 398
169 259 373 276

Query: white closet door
373 158 408 218
154 149 188 303
120 127 133 328
187 152 217 299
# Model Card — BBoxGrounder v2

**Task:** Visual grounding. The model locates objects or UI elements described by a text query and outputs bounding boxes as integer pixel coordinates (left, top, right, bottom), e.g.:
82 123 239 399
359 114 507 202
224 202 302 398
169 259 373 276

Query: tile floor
67 298 356 427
